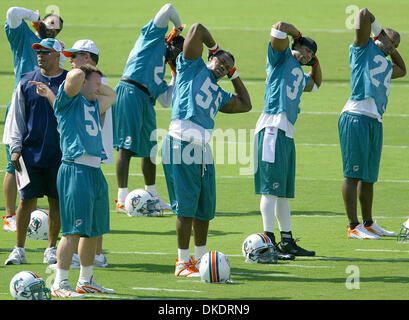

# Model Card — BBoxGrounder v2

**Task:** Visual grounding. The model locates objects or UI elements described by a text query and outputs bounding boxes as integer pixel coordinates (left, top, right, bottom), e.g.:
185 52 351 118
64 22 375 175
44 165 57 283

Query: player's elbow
162 3 175 13
6 7 18 20
189 23 203 35
273 21 286 31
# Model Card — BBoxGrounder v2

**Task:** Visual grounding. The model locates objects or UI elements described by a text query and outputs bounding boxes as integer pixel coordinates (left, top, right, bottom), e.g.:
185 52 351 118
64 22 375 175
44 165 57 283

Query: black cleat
279 238 315 257
264 232 295 260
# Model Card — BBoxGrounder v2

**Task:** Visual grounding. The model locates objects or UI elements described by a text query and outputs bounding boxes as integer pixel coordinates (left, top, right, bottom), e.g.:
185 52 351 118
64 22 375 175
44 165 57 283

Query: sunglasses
71 52 88 59
35 50 53 55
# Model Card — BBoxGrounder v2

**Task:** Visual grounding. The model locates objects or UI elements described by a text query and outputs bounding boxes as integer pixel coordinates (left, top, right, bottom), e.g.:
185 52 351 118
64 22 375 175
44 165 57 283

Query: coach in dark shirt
4 38 67 266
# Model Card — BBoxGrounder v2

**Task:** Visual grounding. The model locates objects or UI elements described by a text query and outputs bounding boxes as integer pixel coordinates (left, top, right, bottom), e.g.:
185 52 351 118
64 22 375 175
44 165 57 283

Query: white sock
275 198 291 232
54 268 69 286
79 265 93 283
260 194 277 233
177 248 190 263
145 184 158 197
117 188 128 204
194 245 207 261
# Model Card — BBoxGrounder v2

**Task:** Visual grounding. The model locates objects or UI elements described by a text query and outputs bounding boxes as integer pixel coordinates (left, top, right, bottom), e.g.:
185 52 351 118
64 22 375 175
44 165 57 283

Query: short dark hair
89 52 99 65
213 50 235 65
79 64 103 79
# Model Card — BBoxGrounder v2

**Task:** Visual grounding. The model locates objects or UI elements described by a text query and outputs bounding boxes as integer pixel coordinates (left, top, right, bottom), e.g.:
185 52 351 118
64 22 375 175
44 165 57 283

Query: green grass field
1 0 409 305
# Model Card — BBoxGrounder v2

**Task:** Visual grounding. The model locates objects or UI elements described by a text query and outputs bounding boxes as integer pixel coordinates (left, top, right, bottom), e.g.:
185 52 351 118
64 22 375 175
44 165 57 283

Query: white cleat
175 257 201 278
364 221 396 237
76 276 115 294
5 246 27 265
3 215 16 232
51 279 85 298
348 224 380 240
43 247 57 264
94 254 108 268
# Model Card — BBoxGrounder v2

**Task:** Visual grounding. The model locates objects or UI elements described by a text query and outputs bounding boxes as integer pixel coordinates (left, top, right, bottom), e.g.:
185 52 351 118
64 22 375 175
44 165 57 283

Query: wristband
311 56 319 68
371 19 383 37
293 31 302 40
270 27 287 39
228 66 239 80
207 43 221 60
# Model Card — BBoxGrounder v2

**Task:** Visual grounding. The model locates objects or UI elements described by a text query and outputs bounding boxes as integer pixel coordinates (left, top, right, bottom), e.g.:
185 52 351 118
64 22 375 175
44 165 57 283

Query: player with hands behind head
162 23 252 277
254 21 322 260
339 8 406 240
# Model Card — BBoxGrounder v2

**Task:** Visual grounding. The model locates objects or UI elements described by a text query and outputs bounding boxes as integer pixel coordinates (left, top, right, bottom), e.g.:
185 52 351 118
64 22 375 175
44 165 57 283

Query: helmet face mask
397 219 409 243
10 271 51 300
242 233 278 264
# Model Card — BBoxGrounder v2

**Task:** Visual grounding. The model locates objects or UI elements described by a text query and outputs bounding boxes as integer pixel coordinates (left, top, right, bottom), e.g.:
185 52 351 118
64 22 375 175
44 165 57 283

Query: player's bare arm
219 77 252 114
183 23 215 61
97 83 117 115
390 47 407 79
270 21 301 52
354 8 374 47
304 63 322 92
64 68 85 98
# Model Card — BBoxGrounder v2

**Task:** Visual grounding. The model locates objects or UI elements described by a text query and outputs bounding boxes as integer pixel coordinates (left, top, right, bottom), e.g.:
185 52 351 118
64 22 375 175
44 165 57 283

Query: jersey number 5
84 105 99 137
195 77 222 119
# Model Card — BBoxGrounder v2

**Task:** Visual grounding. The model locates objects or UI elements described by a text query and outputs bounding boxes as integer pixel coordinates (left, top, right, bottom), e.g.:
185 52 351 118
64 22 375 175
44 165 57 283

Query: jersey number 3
286 68 305 100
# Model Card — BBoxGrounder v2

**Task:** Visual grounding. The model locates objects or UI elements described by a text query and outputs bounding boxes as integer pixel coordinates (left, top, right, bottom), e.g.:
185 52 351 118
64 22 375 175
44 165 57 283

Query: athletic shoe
279 238 316 256
43 247 57 264
175 257 200 278
348 224 380 240
265 232 295 260
51 279 85 298
94 254 108 268
71 253 80 269
157 197 172 211
76 275 115 294
47 253 80 271
115 200 127 214
364 221 396 237
5 246 27 265
3 214 16 232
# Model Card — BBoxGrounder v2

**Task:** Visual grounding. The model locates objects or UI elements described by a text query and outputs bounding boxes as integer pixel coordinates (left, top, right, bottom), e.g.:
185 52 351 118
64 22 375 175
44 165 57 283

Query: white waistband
341 98 382 122
68 154 101 168
254 112 295 138
168 119 213 144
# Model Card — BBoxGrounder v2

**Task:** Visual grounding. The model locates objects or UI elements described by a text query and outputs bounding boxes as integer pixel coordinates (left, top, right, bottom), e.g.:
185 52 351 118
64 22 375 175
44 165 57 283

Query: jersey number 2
369 55 392 96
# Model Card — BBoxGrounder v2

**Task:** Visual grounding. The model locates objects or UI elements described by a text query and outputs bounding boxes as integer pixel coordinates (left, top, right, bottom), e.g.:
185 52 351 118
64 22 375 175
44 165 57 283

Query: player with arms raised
50 64 117 297
254 21 322 259
162 23 252 277
339 8 406 239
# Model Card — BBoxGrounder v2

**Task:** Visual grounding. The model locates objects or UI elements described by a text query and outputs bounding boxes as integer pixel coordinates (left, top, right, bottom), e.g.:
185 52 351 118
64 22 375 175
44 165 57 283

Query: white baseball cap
63 39 99 57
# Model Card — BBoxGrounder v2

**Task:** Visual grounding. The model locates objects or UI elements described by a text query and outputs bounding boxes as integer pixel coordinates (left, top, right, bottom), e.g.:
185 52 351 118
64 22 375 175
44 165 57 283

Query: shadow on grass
215 210 344 217
108 229 242 237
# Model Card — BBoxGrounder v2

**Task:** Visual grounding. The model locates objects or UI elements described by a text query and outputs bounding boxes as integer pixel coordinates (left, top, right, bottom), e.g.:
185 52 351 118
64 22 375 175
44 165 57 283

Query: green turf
1 0 409 302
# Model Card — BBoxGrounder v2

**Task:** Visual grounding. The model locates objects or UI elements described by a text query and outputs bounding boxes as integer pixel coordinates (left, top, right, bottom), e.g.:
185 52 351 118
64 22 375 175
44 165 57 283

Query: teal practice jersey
349 38 393 116
121 19 169 100
263 43 310 125
5 20 40 90
171 54 233 130
54 82 107 161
